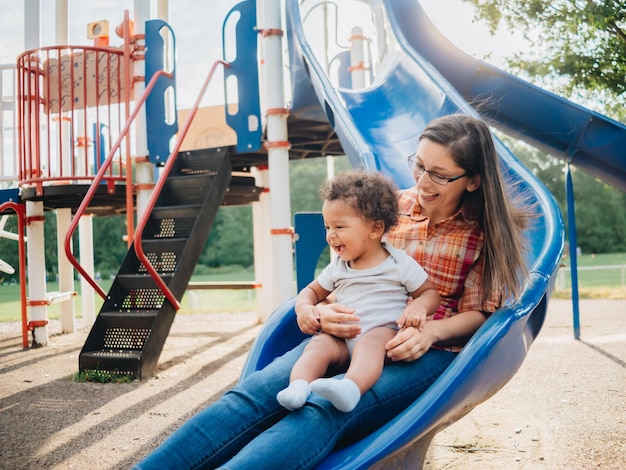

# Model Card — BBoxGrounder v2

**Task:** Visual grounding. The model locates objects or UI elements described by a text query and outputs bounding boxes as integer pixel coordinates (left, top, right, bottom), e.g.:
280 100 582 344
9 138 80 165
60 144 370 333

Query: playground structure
0 0 625 467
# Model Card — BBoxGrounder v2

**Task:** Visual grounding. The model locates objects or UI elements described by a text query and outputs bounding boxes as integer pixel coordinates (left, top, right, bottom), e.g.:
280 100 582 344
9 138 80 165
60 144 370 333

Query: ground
0 299 624 469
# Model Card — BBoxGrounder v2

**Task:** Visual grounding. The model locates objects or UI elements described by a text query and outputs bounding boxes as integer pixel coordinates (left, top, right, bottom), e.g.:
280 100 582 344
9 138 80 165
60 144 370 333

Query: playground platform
0 298 624 469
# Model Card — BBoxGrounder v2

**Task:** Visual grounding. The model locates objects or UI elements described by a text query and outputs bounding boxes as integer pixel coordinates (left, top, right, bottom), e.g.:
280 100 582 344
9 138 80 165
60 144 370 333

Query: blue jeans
133 340 456 470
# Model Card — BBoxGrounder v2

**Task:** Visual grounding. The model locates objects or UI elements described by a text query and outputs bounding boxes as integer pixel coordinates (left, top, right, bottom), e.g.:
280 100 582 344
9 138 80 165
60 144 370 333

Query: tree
501 134 626 253
200 206 254 268
91 214 128 277
463 0 626 119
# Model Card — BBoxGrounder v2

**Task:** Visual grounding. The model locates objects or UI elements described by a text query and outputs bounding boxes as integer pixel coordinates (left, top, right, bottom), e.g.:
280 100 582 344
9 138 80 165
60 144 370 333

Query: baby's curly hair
321 170 399 232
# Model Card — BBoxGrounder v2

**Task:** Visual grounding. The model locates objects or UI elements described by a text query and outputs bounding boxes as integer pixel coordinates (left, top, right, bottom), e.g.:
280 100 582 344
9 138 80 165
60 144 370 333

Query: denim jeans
133 340 456 470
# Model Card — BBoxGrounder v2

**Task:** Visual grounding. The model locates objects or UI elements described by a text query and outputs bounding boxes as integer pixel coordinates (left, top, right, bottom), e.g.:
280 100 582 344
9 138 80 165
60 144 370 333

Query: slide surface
242 0 565 467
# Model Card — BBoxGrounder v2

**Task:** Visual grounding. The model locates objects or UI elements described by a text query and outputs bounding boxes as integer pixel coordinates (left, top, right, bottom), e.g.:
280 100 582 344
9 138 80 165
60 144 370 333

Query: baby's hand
397 303 427 331
296 304 321 335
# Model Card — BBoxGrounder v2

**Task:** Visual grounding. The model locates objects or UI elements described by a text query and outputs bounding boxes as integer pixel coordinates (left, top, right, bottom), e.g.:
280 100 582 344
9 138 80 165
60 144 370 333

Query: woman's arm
385 310 487 362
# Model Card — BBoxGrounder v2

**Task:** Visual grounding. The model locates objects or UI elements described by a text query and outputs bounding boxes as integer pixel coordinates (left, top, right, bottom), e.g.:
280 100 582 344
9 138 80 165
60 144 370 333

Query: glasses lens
429 173 448 186
408 157 422 175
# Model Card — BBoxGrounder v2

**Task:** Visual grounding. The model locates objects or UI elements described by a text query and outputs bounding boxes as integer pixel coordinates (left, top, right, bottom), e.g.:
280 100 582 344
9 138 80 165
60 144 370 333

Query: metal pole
566 164 581 339
23 0 50 347
55 0 76 333
258 0 295 312
134 0 152 226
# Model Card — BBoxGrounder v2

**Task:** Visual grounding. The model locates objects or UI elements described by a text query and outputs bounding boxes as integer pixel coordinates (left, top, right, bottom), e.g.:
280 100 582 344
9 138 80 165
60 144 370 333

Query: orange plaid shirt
384 187 500 351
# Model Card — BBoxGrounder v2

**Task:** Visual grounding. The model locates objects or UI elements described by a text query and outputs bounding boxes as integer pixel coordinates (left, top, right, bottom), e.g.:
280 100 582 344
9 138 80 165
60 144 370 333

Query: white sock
311 378 361 412
277 379 311 411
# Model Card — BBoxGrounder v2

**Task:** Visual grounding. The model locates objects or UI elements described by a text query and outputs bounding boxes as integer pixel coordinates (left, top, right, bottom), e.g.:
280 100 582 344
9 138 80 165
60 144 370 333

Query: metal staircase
79 147 235 379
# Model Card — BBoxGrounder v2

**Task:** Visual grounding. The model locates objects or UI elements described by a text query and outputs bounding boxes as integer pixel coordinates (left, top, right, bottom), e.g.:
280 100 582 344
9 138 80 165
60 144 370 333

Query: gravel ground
0 299 624 469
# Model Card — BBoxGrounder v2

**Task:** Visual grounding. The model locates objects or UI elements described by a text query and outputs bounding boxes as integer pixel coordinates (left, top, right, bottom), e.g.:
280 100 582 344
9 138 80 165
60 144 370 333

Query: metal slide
241 0 565 467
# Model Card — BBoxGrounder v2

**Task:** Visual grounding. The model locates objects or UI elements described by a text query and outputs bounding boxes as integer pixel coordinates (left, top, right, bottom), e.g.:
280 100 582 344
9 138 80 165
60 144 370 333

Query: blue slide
241 0 565 467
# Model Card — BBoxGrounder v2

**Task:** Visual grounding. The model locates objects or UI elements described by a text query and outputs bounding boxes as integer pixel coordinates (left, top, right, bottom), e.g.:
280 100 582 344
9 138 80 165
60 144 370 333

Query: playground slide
396 0 626 193
241 0 564 467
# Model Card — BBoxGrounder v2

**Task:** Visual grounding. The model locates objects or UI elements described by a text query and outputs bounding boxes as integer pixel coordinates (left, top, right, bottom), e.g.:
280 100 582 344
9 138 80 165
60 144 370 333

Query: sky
0 0 528 109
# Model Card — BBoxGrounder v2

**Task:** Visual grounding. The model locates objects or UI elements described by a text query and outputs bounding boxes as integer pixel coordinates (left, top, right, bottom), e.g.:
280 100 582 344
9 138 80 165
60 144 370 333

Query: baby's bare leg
311 327 396 412
345 327 397 392
277 333 349 411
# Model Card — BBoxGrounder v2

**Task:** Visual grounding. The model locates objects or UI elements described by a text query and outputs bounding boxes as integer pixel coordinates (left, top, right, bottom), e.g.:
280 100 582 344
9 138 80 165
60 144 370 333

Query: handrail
133 60 229 311
0 202 27 347
63 70 174 299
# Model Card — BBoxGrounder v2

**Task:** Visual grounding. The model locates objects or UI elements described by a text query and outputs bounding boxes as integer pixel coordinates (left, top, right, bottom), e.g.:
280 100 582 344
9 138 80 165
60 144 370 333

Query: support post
252 165 272 319
258 0 295 311
349 26 367 89
26 201 48 347
565 164 580 339
134 0 153 231
56 208 75 333
79 214 96 324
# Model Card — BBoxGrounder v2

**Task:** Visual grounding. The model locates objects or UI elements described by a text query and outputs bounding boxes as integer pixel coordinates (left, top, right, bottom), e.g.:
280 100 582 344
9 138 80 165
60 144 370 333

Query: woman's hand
385 310 487 361
385 324 435 362
317 302 361 339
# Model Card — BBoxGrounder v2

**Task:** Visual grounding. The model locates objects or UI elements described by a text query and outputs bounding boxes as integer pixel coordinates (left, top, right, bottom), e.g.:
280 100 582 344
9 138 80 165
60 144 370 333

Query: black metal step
116 273 174 289
160 173 216 206
79 148 234 379
131 238 188 274
150 204 201 218
79 351 142 377
223 176 262 206
145 204 202 240
81 311 156 360
97 310 159 320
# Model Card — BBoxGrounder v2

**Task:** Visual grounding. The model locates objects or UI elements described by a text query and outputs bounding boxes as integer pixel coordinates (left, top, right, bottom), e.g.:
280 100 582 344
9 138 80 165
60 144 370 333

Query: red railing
133 60 229 310
16 45 129 194
0 202 27 347
63 70 175 299
64 60 228 308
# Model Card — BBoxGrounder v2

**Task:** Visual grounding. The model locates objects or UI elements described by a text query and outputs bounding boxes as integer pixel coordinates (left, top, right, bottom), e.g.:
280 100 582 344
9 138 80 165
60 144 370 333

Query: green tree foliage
503 135 626 254
91 214 128 277
568 169 626 253
464 0 626 119
200 206 254 268
0 215 19 284
289 156 352 213
0 212 62 282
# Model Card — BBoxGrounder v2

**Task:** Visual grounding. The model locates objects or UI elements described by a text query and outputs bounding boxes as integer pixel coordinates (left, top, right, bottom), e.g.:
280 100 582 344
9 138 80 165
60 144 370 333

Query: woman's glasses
407 156 467 186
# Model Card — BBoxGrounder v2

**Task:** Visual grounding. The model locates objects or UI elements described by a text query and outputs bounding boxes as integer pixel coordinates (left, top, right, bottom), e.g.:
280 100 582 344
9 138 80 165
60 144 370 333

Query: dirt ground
0 298 624 470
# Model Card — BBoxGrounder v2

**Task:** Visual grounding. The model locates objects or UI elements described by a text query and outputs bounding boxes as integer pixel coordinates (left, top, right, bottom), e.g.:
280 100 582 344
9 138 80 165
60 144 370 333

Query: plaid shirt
384 187 500 351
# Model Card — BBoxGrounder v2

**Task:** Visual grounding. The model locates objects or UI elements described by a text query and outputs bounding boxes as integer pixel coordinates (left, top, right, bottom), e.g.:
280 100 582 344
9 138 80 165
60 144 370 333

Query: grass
1 256 624 323
558 251 626 268
72 369 135 383
0 267 259 323
553 252 626 299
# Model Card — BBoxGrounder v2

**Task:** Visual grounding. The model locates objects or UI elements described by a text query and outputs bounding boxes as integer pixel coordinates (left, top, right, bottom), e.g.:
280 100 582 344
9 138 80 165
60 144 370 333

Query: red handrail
63 70 174 299
133 60 229 311
0 202 28 347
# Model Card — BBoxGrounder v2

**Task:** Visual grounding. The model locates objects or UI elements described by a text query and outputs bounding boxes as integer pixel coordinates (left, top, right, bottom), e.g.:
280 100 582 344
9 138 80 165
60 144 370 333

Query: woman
134 114 530 469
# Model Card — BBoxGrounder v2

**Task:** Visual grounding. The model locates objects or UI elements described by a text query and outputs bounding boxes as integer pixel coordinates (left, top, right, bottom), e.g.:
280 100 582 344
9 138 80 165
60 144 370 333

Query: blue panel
294 212 327 292
92 123 107 179
223 0 262 153
145 19 178 165
0 188 20 205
